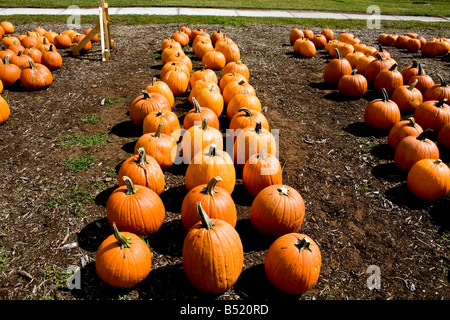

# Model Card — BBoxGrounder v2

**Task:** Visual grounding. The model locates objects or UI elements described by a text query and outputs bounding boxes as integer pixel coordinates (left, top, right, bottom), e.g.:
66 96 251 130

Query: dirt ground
0 21 449 303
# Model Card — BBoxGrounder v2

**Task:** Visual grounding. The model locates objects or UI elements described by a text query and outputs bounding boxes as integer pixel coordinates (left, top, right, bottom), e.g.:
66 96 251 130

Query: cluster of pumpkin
289 27 335 58
95 26 321 295
314 29 450 201
378 32 450 57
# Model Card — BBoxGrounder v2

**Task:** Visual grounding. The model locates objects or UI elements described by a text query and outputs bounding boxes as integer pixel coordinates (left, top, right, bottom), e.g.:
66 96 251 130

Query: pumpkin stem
435 98 447 108
295 237 312 252
254 121 262 134
389 63 398 71
407 117 417 128
208 144 218 157
437 74 447 87
141 90 150 99
153 123 163 138
277 186 290 196
238 107 253 117
28 59 36 69
258 146 267 160
112 222 132 249
192 97 202 113
351 69 357 75
197 202 215 230
201 176 222 195
417 128 433 141
433 159 443 165
381 88 389 102
238 80 246 85
375 53 383 61
334 47 341 59
201 118 209 130
49 44 55 51
122 176 137 196
377 43 384 52
408 79 418 91
417 63 424 76
4 54 10 65
411 60 418 68
152 77 157 86
136 147 149 166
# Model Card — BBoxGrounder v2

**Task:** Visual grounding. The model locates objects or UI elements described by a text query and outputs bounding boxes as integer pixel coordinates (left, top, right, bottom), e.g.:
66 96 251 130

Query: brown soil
0 22 449 302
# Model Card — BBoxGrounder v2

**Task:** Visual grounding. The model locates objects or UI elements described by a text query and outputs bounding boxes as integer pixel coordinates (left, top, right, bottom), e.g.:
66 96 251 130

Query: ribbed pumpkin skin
394 132 440 172
142 110 181 141
180 120 223 163
106 181 165 236
185 146 236 194
226 91 261 120
229 108 269 135
95 229 152 288
264 233 321 294
390 81 423 113
117 151 165 195
364 90 401 131
129 92 171 127
407 159 450 201
182 214 243 293
0 95 11 125
181 177 237 231
387 118 423 149
323 49 352 86
413 99 450 132
250 185 305 238
437 123 450 150
222 61 250 81
242 149 282 197
134 131 178 171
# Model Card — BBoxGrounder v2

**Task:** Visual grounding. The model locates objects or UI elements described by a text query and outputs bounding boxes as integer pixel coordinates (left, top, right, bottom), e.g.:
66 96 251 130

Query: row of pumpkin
0 20 99 126
298 28 450 201
95 26 321 295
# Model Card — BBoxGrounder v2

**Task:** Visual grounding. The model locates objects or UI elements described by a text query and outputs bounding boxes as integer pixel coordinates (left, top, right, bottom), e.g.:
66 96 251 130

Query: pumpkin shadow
371 162 406 183
160 184 188 213
429 198 450 232
308 81 336 91
231 183 253 207
370 143 394 161
94 185 118 208
77 217 112 252
110 120 142 138
234 218 273 253
233 264 301 301
147 219 185 257
343 121 388 138
121 140 137 154
323 91 351 102
383 182 434 211
137 263 223 300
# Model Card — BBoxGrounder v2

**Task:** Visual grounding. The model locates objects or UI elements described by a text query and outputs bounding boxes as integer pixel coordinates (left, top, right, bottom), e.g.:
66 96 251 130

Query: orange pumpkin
323 48 352 86
391 79 423 113
364 88 401 131
407 159 450 201
387 117 423 149
142 110 181 141
144 77 175 108
183 97 220 130
129 90 171 126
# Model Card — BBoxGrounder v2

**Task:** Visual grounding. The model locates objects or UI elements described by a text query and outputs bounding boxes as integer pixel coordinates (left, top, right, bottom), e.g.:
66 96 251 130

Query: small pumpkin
387 117 423 149
424 74 450 102
0 21 14 34
250 185 305 238
338 69 368 99
217 41 240 64
219 70 247 93
321 28 334 41
144 77 175 108
222 79 256 106
40 44 62 70
166 50 192 72
221 60 250 81
407 159 450 201
9 51 32 69
183 97 220 130
160 39 182 53
20 60 53 90
311 34 327 49
407 63 435 94
299 39 316 58
117 148 165 195
190 65 218 89
20 32 40 49
355 54 375 76
229 107 270 137
364 88 401 131
185 144 236 194
142 109 181 141
242 147 283 197
390 79 423 113
193 39 214 60
189 77 220 105
194 84 224 117
23 45 42 64
161 65 190 96
182 202 243 293
264 233 321 294
365 53 394 85
134 125 178 171
53 33 72 49
344 51 364 69
323 48 352 86
413 98 450 132
201 50 226 70
394 129 440 172
0 55 21 87
290 28 304 45
129 90 171 127
95 222 152 288
181 176 237 231
401 60 421 84
160 60 190 80
171 30 190 47
226 88 261 120
373 63 403 95
106 176 165 236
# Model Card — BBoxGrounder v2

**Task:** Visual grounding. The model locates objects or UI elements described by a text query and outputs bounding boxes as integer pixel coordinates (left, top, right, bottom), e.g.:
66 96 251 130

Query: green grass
79 113 102 124
41 265 75 286
56 132 108 148
2 1 450 16
3 14 450 33
64 154 96 172
47 184 96 212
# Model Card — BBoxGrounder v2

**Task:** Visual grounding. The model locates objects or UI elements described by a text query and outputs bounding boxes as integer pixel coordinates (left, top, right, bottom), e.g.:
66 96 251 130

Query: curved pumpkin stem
437 74 447 87
197 202 215 230
433 159 443 165
334 47 341 60
375 53 383 61
408 79 418 91
192 97 202 113
113 222 132 249
238 107 253 117
136 147 149 166
201 118 209 130
28 59 36 69
141 90 151 99
377 43 384 52
152 77 157 86
351 69 357 76
4 54 11 65
277 186 290 196
435 98 448 108
122 176 137 195
389 63 398 71
258 146 267 160
407 117 417 128
417 128 433 141
201 176 222 195
417 63 424 76
254 121 262 134
153 123 163 138
381 88 389 102
295 237 312 252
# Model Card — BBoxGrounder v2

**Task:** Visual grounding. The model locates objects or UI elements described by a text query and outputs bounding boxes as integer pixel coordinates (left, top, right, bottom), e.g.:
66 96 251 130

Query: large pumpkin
407 159 450 201
185 144 236 194
181 176 237 231
129 90 171 127
364 88 401 131
387 117 423 149
390 79 423 113
413 98 450 132
264 233 321 294
373 63 403 95
95 223 152 288
323 48 352 86
20 60 53 90
106 176 165 236
424 75 450 102
183 97 220 131
182 202 243 293
338 69 368 98
250 185 305 238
